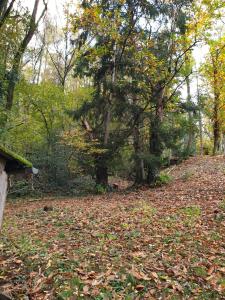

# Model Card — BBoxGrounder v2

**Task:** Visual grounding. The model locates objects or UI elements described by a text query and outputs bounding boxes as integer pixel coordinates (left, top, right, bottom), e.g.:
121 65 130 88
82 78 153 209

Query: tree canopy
0 0 225 193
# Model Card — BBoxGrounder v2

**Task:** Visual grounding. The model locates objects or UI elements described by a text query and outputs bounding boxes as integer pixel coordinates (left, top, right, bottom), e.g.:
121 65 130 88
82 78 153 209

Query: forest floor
0 156 225 300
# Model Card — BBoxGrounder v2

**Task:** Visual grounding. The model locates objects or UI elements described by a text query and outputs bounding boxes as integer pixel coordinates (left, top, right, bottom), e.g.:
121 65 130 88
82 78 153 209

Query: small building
0 145 36 229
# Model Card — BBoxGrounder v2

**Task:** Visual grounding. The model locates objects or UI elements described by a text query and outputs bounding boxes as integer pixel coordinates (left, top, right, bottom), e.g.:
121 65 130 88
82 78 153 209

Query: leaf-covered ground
0 156 225 299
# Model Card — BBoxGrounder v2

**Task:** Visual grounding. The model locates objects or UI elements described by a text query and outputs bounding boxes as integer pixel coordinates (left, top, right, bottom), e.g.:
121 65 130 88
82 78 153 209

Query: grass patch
133 200 156 217
219 199 225 211
154 172 172 187
181 170 194 181
192 266 208 278
179 205 201 225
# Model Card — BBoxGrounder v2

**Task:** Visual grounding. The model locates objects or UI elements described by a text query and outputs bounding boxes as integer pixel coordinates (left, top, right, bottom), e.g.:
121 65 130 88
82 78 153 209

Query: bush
95 184 107 194
8 179 31 198
154 172 172 187
71 176 95 196
202 140 213 155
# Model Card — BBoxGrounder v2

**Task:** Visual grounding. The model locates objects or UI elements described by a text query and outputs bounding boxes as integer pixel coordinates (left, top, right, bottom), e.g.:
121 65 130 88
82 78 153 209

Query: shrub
219 199 225 212
95 184 107 194
8 179 31 198
154 173 172 187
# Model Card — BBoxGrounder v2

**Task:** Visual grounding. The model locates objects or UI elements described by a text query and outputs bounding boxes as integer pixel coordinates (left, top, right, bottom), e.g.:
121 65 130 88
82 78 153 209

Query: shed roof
0 145 33 173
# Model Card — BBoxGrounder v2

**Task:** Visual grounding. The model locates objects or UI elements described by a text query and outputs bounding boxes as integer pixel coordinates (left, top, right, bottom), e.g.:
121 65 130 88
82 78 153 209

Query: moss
0 144 32 168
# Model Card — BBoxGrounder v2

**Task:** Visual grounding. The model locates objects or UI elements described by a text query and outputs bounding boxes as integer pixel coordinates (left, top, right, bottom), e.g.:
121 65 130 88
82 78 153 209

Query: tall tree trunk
5 0 47 110
0 0 15 29
213 117 221 155
222 133 225 155
198 109 203 155
95 159 108 186
196 73 203 155
186 75 195 155
95 43 116 186
147 85 164 184
212 55 221 155
133 123 145 184
34 24 46 84
147 117 162 184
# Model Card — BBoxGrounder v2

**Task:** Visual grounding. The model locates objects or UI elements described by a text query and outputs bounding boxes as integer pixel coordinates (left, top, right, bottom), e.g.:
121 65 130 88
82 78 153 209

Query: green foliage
70 177 96 196
193 266 208 278
8 180 31 198
219 199 225 212
95 184 107 195
179 205 202 226
133 201 156 218
154 173 172 187
1 81 95 195
181 205 201 218
0 0 221 194
202 139 214 155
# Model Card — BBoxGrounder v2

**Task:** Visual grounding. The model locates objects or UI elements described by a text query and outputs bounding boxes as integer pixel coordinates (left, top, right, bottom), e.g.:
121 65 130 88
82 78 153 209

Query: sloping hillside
0 156 225 299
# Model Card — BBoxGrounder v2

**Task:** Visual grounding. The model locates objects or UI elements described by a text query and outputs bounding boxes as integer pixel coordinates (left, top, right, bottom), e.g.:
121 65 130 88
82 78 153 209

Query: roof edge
0 145 33 168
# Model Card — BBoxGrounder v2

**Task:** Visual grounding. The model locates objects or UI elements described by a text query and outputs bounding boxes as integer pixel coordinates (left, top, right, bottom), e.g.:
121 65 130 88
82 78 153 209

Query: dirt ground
0 156 225 299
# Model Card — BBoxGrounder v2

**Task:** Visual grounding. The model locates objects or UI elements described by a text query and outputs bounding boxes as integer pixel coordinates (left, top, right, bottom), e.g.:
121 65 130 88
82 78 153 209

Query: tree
70 0 155 186
202 39 225 154
0 0 15 29
137 0 197 183
69 0 203 186
5 0 47 111
193 0 225 155
46 5 77 90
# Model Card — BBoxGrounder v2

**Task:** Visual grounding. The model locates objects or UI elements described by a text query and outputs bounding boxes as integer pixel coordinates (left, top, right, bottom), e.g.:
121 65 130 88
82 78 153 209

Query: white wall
0 158 7 229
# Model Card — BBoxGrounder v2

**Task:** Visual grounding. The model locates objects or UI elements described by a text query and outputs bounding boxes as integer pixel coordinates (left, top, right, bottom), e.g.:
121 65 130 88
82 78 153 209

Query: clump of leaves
181 170 193 181
192 266 208 278
210 231 221 241
154 172 172 187
179 205 201 226
218 199 225 212
133 201 156 217
8 179 31 198
56 276 84 299
181 205 201 217
95 184 107 194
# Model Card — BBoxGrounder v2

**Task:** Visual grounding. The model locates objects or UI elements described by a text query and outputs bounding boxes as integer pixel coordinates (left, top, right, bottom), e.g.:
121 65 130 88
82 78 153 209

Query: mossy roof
0 145 32 169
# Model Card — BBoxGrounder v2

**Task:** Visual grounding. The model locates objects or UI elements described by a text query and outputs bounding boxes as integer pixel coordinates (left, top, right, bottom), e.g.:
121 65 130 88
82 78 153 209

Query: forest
0 0 225 299
0 0 224 195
